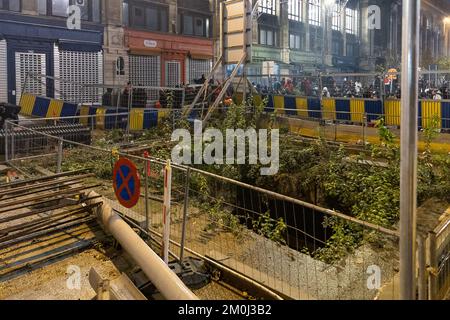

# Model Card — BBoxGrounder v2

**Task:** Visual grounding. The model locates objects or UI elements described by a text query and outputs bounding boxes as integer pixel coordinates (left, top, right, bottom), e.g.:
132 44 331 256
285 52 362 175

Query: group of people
99 73 450 110
251 76 382 99
253 77 319 97
249 75 450 100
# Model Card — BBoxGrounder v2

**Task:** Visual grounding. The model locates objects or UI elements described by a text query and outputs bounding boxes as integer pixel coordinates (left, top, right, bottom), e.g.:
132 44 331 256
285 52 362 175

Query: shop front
0 12 103 104
125 29 213 89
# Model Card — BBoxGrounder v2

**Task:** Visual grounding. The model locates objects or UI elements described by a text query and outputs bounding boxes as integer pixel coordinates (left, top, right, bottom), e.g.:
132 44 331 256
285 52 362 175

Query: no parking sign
113 158 141 208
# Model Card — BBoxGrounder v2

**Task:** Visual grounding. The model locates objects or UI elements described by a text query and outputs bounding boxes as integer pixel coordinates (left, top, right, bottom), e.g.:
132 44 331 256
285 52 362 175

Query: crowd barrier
235 92 450 130
18 93 450 131
19 93 78 118
19 94 169 131
79 105 169 130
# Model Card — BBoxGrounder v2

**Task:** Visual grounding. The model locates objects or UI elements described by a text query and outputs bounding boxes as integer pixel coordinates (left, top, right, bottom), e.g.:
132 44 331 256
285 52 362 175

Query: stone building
1 0 449 105
247 0 450 80
106 0 214 88
0 0 214 105
0 0 104 104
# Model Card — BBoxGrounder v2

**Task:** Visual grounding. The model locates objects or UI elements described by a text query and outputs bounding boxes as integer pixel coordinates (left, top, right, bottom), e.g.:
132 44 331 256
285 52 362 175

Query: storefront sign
144 40 157 48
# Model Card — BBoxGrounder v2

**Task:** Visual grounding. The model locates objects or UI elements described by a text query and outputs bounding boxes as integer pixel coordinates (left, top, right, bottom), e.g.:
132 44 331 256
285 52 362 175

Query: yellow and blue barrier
255 94 322 119
322 97 336 120
19 93 78 118
79 105 168 131
79 105 129 129
384 99 401 126
365 100 383 122
384 99 442 129
314 97 383 123
442 101 450 129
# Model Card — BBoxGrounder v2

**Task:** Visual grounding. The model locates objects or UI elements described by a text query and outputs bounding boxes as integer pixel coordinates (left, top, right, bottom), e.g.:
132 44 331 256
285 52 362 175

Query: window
332 39 341 55
331 4 340 31
259 0 276 15
132 5 145 27
308 0 321 26
124 1 168 32
194 18 204 36
38 0 101 22
181 13 210 37
259 27 277 46
58 49 103 104
52 0 69 17
129 55 160 101
123 1 129 26
0 0 21 11
426 17 432 30
183 15 193 35
288 0 302 22
346 43 354 56
345 8 358 35
289 33 304 50
188 59 212 84
310 29 322 52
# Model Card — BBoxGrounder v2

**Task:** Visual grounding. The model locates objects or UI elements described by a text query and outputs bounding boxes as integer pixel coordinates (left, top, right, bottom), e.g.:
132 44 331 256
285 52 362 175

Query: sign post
162 160 172 265
112 158 141 209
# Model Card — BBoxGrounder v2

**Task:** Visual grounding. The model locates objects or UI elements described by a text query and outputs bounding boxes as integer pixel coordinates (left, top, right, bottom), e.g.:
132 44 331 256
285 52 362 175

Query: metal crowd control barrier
234 92 450 130
429 218 450 300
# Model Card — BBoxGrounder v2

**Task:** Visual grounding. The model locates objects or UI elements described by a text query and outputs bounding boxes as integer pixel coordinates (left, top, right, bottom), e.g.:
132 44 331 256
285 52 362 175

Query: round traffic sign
113 157 141 208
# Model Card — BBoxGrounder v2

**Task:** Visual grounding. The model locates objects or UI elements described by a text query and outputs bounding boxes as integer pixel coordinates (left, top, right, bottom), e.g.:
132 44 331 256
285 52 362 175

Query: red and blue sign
113 158 141 208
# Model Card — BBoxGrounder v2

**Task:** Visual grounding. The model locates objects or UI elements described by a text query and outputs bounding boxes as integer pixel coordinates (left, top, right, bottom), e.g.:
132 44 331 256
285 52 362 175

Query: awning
58 39 102 52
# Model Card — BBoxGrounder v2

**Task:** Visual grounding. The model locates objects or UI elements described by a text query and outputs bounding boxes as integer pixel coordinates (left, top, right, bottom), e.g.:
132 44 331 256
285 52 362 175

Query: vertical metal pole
10 124 15 161
362 113 367 146
57 138 63 174
428 232 437 300
334 122 337 142
4 121 9 163
400 0 420 301
162 160 172 265
417 235 427 300
144 159 150 232
127 89 132 143
179 167 191 263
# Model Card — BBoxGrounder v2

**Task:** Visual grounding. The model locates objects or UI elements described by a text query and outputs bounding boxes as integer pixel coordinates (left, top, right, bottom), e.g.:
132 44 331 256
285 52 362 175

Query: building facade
248 0 450 79
0 0 214 105
1 0 449 105
0 0 104 104
101 0 215 89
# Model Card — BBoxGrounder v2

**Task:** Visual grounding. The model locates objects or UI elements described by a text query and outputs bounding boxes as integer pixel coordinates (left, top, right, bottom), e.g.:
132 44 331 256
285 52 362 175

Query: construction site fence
428 219 450 300
3 120 409 300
